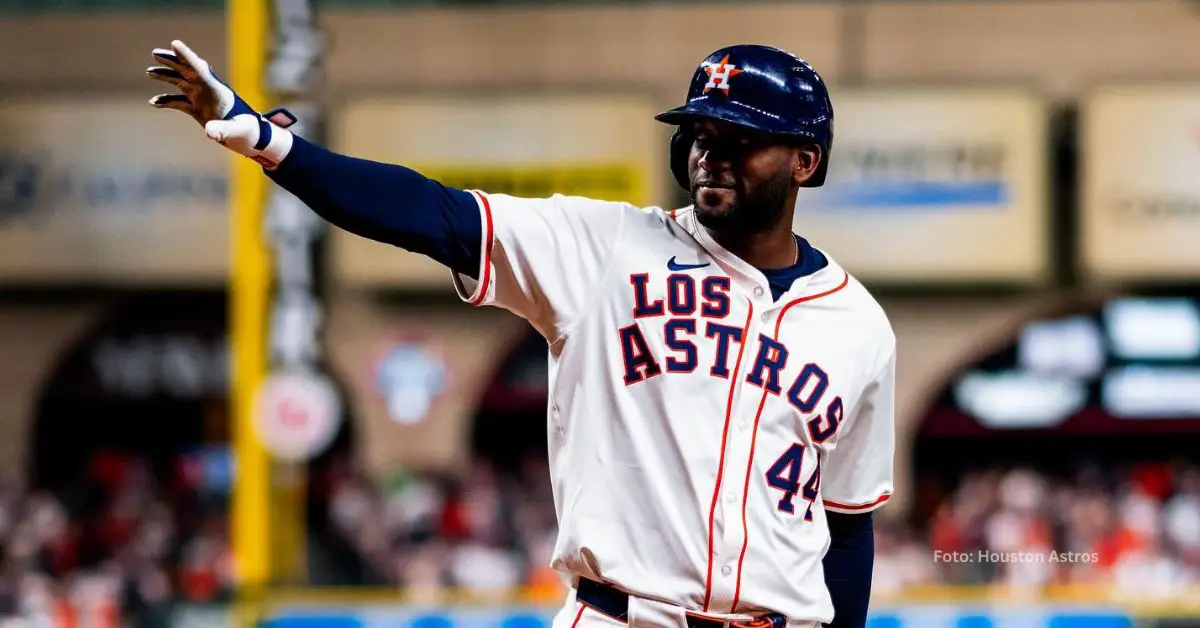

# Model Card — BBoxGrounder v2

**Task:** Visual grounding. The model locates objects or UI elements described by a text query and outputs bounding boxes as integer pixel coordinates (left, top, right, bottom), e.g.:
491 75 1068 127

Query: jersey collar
675 206 843 306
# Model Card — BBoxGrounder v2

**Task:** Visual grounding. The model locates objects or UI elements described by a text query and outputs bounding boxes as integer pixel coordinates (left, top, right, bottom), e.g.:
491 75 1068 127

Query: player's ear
793 144 822 186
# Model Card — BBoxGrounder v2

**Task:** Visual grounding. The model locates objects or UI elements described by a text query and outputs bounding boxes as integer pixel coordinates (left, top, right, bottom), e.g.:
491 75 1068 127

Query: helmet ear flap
669 127 693 192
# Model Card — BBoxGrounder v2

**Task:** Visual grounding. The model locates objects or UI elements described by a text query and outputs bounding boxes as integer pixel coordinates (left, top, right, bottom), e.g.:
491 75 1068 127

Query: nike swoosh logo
667 256 711 271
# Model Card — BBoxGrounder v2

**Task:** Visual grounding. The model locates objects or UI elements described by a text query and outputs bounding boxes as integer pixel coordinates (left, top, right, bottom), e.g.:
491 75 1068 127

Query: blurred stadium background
1 0 1200 626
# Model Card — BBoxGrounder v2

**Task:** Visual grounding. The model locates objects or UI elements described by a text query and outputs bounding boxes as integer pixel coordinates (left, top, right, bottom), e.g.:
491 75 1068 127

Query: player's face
687 120 813 236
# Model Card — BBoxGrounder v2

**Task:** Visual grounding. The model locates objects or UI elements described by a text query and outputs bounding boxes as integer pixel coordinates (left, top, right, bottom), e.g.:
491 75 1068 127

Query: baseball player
146 41 894 628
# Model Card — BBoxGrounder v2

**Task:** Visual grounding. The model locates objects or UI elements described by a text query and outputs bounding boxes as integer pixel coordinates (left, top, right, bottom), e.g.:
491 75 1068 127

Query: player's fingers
146 66 189 89
171 40 209 75
149 93 190 106
151 47 194 77
151 48 184 68
146 66 185 81
148 93 194 114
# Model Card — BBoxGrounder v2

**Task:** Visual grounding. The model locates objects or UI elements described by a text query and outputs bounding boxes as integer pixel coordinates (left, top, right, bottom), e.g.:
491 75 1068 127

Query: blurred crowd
320 451 1200 604
318 453 564 603
873 461 1200 599
0 451 232 625
4 447 1199 624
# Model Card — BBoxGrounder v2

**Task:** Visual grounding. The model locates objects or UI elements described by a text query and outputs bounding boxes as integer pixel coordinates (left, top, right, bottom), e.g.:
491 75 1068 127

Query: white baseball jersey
452 191 895 626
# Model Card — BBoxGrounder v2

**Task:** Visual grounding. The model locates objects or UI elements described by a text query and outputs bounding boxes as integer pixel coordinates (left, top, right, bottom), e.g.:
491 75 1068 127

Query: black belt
576 578 787 628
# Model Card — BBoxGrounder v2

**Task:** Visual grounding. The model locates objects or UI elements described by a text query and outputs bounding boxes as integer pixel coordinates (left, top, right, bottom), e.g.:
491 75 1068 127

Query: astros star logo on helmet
702 54 742 94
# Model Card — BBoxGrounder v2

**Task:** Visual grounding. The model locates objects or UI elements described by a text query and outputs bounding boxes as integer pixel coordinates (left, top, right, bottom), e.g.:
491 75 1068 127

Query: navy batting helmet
656 44 834 191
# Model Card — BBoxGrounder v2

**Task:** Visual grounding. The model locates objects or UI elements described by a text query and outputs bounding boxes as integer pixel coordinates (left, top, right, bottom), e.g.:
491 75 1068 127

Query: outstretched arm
147 39 629 337
265 136 481 278
145 39 481 277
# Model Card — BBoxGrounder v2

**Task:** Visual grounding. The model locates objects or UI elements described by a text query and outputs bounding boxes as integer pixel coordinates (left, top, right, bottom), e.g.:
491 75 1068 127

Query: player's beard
691 168 793 239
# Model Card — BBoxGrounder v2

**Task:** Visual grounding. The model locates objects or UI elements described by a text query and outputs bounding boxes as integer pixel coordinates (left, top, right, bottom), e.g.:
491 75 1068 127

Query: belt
575 578 788 628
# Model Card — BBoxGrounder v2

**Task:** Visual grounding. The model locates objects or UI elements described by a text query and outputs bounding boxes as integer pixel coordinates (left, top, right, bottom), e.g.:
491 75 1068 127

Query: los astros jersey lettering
453 191 895 627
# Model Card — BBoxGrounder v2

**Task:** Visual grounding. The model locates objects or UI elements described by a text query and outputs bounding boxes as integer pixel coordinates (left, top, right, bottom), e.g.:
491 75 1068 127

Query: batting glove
146 39 297 169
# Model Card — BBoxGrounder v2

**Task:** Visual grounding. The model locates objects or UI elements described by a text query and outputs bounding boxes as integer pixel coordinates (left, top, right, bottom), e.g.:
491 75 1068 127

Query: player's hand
146 39 297 169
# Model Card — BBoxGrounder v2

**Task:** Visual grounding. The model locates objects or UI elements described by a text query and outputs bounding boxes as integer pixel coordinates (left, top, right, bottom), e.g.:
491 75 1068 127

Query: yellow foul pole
228 0 272 603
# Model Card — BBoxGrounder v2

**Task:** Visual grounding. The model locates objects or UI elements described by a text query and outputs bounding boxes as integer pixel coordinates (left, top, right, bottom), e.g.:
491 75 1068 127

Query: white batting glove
146 39 297 169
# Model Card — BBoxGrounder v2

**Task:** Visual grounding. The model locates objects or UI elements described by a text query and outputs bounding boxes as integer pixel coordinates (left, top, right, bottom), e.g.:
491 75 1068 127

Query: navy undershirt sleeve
822 511 875 628
265 135 483 278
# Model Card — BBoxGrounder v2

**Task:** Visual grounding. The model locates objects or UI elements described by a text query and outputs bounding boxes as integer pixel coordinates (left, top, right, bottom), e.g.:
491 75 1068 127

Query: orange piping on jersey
669 208 678 219
469 191 495 306
824 493 892 511
569 602 586 628
702 301 755 612
731 370 772 612
730 270 850 611
776 271 850 321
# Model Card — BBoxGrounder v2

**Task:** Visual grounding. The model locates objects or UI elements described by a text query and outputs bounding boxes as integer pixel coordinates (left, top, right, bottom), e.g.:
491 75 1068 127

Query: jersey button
753 287 764 297
760 312 770 323
721 565 733 576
